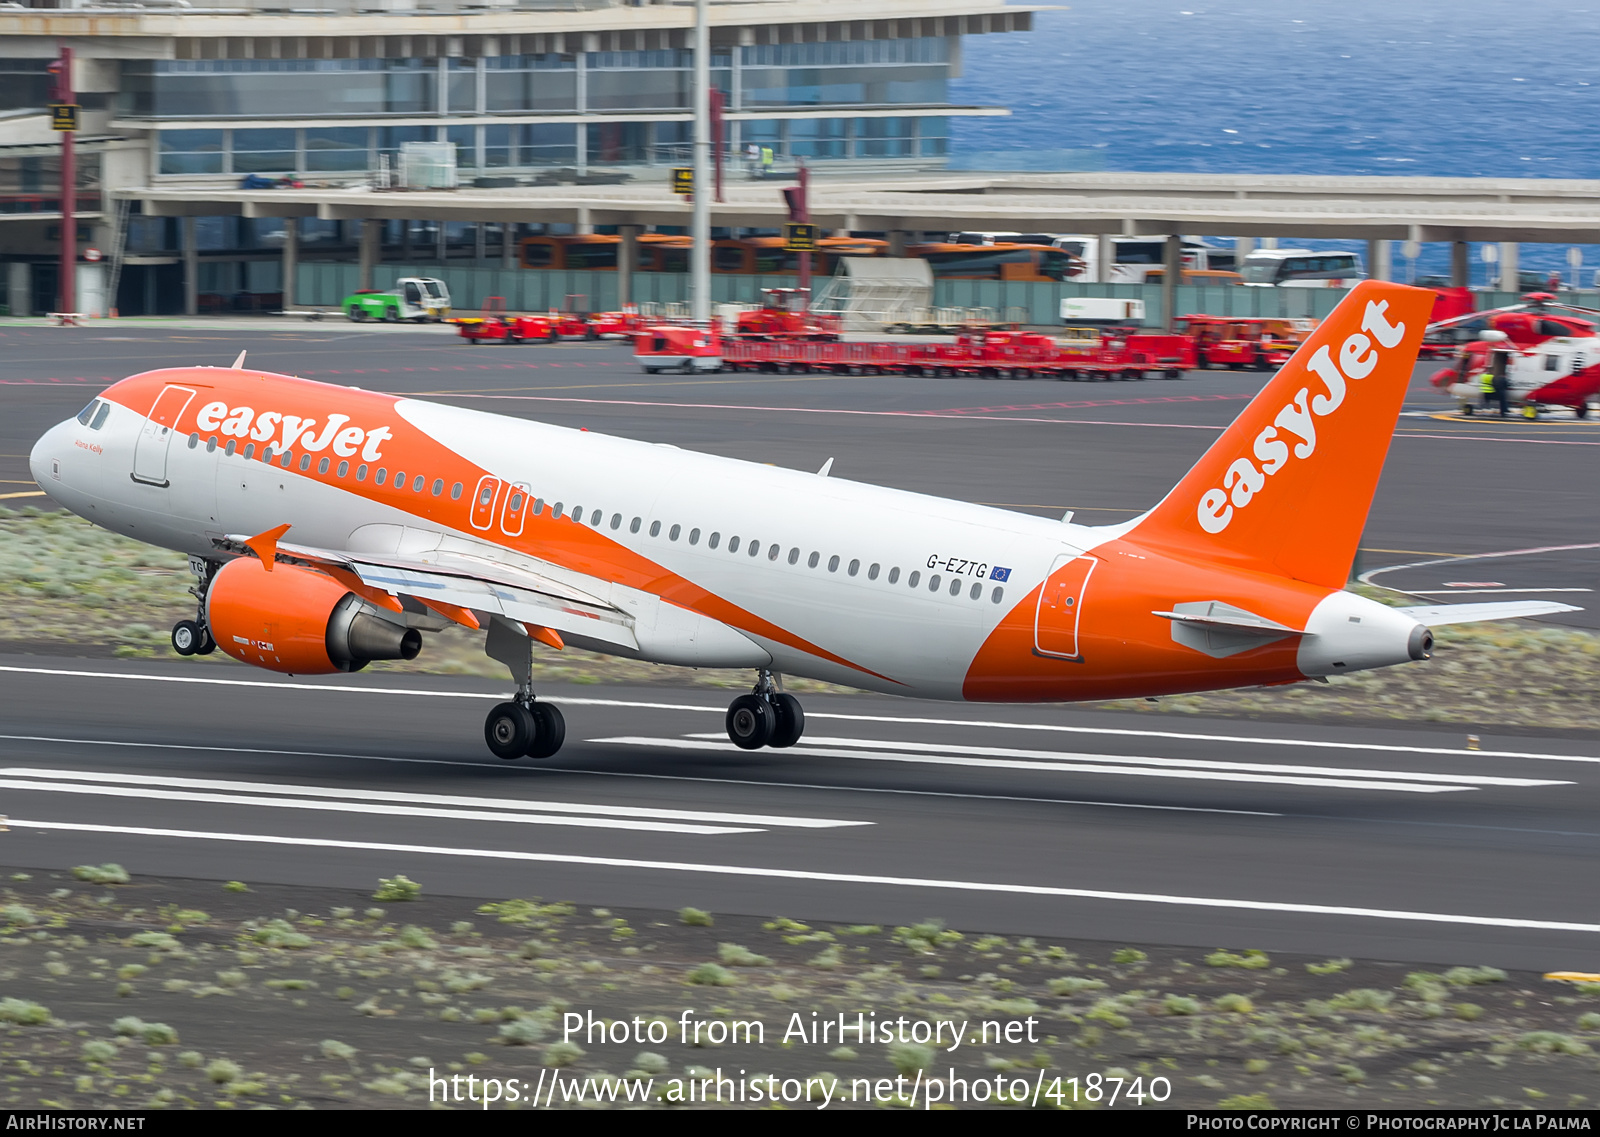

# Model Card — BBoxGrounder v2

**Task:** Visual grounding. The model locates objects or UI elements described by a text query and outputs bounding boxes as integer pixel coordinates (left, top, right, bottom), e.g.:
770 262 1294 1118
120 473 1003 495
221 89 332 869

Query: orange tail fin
1130 281 1434 590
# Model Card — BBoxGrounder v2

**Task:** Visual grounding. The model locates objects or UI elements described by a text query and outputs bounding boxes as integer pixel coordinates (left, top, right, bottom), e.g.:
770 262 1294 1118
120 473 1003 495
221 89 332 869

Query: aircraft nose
29 418 70 491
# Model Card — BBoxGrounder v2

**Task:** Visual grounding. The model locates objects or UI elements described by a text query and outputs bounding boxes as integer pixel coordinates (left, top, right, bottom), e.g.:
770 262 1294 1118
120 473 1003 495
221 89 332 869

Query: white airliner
29 282 1575 760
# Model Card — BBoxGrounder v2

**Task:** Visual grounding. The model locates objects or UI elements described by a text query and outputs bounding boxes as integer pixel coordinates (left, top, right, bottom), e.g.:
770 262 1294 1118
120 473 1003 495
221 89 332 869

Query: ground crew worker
1491 365 1511 416
760 146 774 177
1478 367 1497 414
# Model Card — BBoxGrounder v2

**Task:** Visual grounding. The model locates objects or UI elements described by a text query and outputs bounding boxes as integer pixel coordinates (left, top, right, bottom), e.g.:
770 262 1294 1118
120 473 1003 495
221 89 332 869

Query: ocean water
951 0 1600 285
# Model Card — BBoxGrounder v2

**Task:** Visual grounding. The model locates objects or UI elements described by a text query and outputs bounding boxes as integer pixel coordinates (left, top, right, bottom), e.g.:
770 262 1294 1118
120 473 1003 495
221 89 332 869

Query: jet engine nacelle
205 557 421 675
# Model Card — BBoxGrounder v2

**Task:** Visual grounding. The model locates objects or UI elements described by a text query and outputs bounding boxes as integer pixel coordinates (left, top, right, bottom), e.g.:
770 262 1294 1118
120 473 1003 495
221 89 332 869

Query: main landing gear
484 696 566 761
171 556 218 657
482 616 566 760
725 670 804 750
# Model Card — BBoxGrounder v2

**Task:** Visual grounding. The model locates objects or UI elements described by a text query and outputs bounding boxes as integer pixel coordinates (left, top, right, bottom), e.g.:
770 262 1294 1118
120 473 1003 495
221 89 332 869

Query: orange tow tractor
1178 315 1317 371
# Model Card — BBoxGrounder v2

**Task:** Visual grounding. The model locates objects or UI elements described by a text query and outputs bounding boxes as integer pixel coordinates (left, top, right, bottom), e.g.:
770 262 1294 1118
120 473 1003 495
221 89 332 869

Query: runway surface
2 322 1594 626
0 321 1596 969
2 657 1598 971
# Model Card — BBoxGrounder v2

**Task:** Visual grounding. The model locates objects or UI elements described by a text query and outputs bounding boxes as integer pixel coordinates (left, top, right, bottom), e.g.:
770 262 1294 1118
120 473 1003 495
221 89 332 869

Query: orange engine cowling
205 557 422 675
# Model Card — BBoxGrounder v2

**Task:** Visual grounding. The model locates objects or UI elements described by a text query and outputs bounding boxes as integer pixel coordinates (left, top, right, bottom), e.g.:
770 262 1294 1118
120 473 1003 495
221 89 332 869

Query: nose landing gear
170 557 219 657
725 670 805 750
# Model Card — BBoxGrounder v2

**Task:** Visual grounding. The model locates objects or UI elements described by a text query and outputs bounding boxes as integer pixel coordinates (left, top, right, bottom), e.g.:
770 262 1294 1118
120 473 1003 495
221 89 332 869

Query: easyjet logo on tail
1197 300 1408 535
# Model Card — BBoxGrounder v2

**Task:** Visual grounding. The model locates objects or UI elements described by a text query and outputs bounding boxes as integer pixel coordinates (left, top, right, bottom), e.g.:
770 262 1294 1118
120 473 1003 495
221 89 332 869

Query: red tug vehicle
451 296 638 345
1175 316 1316 371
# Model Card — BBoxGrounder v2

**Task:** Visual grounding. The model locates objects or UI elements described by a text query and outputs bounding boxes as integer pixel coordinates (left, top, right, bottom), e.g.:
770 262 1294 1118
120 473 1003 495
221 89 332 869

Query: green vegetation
372 876 422 903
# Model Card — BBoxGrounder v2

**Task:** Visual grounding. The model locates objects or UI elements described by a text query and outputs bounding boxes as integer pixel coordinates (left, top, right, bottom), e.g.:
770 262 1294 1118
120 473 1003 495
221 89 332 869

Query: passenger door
131 385 196 487
1034 554 1097 660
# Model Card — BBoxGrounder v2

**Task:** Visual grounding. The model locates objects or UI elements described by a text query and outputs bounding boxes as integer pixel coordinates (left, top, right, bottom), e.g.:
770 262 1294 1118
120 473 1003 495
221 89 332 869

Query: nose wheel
725 672 804 750
484 698 566 761
170 620 215 657
170 557 220 657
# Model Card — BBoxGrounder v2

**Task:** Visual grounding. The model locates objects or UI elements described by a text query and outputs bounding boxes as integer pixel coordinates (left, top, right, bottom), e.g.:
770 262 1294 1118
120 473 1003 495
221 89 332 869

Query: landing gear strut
726 670 804 750
482 616 566 760
171 556 219 657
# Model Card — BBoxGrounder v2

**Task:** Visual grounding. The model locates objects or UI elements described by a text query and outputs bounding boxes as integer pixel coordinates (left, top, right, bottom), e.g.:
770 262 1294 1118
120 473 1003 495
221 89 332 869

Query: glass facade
128 37 961 177
485 55 577 112
740 39 947 107
122 59 435 118
0 59 52 112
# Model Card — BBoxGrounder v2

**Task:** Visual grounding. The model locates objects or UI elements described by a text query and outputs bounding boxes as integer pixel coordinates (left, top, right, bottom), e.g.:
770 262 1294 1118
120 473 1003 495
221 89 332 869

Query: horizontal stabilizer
1153 600 1305 660
1399 600 1583 627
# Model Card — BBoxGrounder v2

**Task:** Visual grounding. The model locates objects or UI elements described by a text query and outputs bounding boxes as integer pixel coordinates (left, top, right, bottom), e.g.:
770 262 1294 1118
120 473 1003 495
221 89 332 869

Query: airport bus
909 242 1086 282
519 234 886 275
947 233 1231 283
1240 249 1366 288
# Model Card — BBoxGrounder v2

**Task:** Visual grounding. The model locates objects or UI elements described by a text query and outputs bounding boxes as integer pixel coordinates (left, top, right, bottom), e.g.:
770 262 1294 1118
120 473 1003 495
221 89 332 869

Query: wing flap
216 533 639 651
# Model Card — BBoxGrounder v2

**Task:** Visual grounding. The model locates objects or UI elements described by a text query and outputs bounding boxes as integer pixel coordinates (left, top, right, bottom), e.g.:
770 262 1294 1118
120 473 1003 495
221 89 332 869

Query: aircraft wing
214 532 640 651
1398 600 1583 626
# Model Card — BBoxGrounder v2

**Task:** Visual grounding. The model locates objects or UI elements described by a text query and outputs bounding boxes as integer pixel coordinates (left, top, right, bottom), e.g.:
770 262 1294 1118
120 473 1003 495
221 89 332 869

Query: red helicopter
1427 292 1600 418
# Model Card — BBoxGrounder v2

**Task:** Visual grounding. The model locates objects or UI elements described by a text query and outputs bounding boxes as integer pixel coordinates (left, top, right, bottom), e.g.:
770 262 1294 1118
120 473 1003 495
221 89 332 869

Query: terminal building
0 0 1032 315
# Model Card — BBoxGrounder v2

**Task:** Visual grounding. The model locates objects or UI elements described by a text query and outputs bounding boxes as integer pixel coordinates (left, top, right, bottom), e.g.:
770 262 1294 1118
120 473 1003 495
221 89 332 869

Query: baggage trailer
636 326 1196 379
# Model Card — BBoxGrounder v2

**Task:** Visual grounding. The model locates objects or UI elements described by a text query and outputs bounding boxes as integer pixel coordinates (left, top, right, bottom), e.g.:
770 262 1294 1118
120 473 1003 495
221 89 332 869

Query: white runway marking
0 735 1277 817
594 737 1510 794
760 735 1567 788
11 817 1600 935
1 768 868 836
4 666 1594 764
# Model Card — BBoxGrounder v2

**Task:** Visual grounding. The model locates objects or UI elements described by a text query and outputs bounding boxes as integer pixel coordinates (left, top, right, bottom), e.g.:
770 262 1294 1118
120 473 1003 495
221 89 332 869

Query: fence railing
292 264 1600 328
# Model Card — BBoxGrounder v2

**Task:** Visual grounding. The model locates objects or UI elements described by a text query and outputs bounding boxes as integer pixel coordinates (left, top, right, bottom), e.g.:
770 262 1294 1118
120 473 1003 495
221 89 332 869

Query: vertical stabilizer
1130 281 1433 589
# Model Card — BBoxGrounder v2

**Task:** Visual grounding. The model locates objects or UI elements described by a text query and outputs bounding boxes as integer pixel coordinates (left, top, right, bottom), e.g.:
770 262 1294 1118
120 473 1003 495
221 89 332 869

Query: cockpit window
76 400 99 426
90 402 111 431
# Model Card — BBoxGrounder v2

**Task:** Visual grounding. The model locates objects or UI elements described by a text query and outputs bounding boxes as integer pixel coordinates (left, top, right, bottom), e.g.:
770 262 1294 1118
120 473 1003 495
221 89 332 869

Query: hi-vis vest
1479 370 1496 393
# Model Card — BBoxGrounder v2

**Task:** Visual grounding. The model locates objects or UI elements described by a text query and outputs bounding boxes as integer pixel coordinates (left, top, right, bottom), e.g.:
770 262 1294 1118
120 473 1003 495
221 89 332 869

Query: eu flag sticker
989 566 1011 582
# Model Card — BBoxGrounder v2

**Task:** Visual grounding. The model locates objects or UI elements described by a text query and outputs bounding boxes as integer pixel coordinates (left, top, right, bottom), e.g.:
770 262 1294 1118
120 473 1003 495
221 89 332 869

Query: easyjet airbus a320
29 282 1575 760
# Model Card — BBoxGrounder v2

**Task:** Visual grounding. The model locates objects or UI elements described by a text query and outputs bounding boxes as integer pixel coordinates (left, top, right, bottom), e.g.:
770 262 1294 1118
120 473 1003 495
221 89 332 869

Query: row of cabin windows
620 510 1008 605
189 432 468 500
187 432 1007 605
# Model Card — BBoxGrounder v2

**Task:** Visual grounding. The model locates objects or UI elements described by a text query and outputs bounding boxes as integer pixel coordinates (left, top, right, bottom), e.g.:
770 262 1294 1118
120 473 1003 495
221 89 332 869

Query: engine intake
206 557 424 675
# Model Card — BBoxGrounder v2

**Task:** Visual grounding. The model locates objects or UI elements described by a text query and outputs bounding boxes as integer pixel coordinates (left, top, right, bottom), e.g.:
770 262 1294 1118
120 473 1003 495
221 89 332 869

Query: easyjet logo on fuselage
1196 300 1408 535
193 401 393 462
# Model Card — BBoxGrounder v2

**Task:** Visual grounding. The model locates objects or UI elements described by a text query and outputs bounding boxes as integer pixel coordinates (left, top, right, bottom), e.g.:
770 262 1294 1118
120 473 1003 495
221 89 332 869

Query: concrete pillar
887 229 910 257
473 221 486 261
575 123 587 177
6 262 30 318
435 222 447 264
1451 240 1469 288
281 217 298 310
501 222 514 270
1162 233 1181 330
1367 239 1392 283
1097 234 1115 284
1259 237 1278 250
359 218 380 290
182 216 198 317
1234 236 1255 264
618 224 639 307
1498 242 1519 293
575 207 593 236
